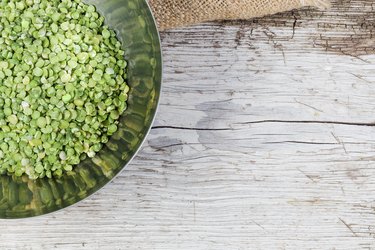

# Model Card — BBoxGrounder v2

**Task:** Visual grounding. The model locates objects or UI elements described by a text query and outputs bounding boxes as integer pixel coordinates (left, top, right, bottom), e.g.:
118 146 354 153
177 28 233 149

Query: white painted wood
2 1 375 249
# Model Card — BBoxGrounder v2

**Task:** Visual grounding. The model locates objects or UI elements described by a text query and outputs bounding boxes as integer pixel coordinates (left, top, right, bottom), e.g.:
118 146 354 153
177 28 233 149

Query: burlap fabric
148 0 331 31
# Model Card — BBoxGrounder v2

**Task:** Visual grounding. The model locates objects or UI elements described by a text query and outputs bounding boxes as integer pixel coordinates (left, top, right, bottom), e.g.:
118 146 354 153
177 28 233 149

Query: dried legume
0 0 129 179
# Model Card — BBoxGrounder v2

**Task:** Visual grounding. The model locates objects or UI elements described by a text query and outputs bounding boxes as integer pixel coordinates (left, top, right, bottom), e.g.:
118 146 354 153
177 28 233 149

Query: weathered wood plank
2 0 375 249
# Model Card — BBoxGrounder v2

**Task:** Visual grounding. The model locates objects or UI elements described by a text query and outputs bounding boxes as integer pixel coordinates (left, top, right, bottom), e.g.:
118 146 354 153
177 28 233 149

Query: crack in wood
263 141 338 145
292 12 298 39
236 120 375 127
339 217 358 237
152 126 231 131
153 120 375 133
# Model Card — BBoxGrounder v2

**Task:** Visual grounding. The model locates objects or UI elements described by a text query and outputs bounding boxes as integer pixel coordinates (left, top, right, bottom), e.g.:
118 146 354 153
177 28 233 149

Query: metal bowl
0 0 162 218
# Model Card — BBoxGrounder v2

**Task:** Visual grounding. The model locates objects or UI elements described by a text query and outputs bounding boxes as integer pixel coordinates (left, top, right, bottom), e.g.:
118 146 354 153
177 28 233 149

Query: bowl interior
0 0 161 218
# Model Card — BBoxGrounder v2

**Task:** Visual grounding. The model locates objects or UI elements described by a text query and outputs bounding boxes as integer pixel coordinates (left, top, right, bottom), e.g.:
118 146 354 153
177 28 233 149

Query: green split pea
0 0 129 179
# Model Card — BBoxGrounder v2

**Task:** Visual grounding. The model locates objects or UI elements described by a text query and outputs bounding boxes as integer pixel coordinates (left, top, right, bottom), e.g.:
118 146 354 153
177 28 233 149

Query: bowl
0 0 162 218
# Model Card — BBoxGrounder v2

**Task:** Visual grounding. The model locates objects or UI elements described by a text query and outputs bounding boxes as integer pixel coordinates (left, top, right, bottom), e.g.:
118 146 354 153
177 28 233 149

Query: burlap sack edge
149 0 331 31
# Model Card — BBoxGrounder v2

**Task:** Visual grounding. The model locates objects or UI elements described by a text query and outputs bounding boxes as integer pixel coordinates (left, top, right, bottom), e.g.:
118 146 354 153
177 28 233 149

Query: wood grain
2 0 375 249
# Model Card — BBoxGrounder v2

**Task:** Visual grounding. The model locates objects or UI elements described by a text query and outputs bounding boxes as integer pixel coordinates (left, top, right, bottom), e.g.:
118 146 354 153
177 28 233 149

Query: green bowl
0 0 162 218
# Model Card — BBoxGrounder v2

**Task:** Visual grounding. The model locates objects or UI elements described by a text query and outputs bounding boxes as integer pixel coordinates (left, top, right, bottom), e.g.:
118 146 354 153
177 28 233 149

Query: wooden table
3 0 375 249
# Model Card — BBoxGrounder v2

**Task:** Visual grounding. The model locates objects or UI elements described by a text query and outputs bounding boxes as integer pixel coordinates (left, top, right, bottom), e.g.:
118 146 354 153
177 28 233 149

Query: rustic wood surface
2 0 375 249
